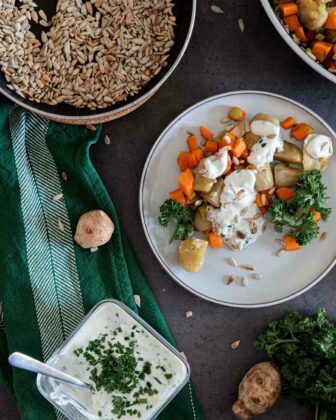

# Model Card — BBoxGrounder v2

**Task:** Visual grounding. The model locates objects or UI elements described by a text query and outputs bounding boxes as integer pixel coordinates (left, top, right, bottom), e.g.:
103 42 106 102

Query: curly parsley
159 198 194 242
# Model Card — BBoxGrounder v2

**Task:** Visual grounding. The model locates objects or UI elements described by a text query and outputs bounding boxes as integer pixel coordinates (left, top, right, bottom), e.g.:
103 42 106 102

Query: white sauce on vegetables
304 134 333 159
46 302 187 420
207 169 265 251
248 120 283 169
203 147 229 179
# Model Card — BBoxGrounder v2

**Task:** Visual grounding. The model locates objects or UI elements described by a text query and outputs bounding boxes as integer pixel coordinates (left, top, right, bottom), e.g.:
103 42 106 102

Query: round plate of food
140 91 336 308
261 0 336 84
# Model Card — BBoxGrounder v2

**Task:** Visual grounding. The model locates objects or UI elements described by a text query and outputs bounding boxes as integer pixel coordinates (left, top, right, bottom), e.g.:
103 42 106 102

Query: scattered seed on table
241 264 256 271
90 247 98 253
58 219 65 232
104 135 111 145
228 257 238 267
61 171 68 181
227 274 236 285
52 193 63 201
134 294 141 308
241 276 249 287
320 232 327 241
210 5 224 14
231 340 240 350
86 124 97 131
186 311 193 318
238 18 245 32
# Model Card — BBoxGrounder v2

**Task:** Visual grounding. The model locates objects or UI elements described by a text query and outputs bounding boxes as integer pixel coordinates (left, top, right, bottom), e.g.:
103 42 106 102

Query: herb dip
46 302 188 419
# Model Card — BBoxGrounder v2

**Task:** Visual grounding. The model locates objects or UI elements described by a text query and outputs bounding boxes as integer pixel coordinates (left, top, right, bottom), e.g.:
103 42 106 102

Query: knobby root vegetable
232 362 281 419
74 210 114 249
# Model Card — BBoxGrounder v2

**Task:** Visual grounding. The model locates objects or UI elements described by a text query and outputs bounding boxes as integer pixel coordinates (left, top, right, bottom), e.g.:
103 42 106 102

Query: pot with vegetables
158 105 333 273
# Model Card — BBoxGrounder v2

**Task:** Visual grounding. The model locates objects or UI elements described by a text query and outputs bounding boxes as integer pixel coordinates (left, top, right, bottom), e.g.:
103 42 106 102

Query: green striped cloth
0 100 203 420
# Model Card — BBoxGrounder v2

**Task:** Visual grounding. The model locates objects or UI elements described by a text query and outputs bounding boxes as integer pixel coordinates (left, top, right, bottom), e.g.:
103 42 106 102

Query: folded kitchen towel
0 100 203 420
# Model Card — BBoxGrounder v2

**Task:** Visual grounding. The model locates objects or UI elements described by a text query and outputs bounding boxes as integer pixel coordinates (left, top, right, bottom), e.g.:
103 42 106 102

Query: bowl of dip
36 300 190 419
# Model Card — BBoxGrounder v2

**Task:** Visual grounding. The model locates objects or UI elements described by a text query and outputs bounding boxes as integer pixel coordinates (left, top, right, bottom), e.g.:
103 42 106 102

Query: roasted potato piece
274 163 303 187
232 362 281 419
244 132 260 150
303 134 332 172
255 163 274 192
252 113 280 127
274 141 303 165
194 205 212 232
194 160 216 193
298 0 328 30
178 237 208 273
200 178 224 207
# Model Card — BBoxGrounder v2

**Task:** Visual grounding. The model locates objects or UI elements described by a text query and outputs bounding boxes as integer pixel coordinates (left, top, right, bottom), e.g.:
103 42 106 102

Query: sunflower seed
238 18 245 32
231 340 240 350
235 189 246 200
134 294 141 307
241 276 249 287
253 273 263 280
228 257 238 267
61 171 68 181
185 311 193 318
275 238 284 245
276 249 285 257
241 264 256 271
90 247 98 253
227 275 236 285
320 232 327 241
58 219 65 232
52 193 63 201
104 135 111 145
210 5 224 14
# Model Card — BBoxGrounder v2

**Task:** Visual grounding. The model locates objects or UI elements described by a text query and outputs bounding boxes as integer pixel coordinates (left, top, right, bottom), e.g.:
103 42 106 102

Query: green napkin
0 100 203 420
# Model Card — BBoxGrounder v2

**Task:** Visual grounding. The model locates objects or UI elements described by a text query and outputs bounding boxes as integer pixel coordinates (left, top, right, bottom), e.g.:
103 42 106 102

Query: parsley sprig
159 199 194 242
270 170 331 245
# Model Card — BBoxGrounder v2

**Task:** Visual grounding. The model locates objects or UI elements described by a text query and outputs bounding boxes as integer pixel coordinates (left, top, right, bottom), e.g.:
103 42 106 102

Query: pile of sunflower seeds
0 0 175 109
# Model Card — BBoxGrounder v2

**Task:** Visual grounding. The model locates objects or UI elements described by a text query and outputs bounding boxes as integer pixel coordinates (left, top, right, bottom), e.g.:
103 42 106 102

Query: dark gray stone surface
1 1 336 419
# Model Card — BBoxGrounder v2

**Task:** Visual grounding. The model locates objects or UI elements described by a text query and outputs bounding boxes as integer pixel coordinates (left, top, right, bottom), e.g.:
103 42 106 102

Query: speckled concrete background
1 1 336 419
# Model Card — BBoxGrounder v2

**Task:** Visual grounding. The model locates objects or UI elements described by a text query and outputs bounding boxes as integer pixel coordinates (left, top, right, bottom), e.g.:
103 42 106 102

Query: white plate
261 0 336 85
139 91 336 308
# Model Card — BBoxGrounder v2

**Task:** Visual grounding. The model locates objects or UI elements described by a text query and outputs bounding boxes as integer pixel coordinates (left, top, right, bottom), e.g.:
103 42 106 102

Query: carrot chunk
187 134 198 151
291 123 313 141
284 235 301 251
312 41 333 62
309 209 321 222
177 152 189 171
280 2 298 17
276 187 295 201
284 15 300 31
200 125 214 140
187 151 198 168
231 138 246 158
325 12 336 30
280 116 296 130
295 27 308 43
169 189 186 206
178 168 195 201
208 231 223 249
205 140 218 154
192 147 204 163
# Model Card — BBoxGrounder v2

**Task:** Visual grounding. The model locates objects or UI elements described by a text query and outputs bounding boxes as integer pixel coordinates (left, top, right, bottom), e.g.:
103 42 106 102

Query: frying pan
0 0 196 124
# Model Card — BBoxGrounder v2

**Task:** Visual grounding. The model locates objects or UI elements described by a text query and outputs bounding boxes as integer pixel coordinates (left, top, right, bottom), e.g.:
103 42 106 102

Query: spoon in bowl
8 352 95 394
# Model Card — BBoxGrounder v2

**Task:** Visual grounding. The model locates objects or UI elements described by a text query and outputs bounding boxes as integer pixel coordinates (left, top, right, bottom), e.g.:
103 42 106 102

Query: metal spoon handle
8 352 88 389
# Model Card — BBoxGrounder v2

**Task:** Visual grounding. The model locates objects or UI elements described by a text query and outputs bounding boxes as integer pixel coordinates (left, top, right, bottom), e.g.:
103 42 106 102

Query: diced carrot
178 168 195 201
187 134 198 151
295 26 308 43
231 138 246 158
280 116 296 130
276 187 295 201
208 231 223 249
256 193 263 208
192 147 204 163
284 15 300 31
309 209 321 222
280 2 298 17
205 140 218 154
312 41 333 62
200 125 214 140
228 106 246 122
169 189 186 206
187 151 198 168
177 152 189 171
291 123 313 141
326 12 336 30
284 235 301 251
219 132 236 149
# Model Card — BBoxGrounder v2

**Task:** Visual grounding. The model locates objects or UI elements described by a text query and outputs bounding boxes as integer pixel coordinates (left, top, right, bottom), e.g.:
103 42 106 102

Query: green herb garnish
270 170 331 245
255 309 336 420
159 198 193 242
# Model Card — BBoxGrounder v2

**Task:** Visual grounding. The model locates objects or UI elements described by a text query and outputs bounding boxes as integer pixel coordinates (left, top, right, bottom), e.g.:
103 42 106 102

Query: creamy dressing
207 170 265 251
46 302 187 420
248 120 283 168
304 134 333 159
203 147 229 179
